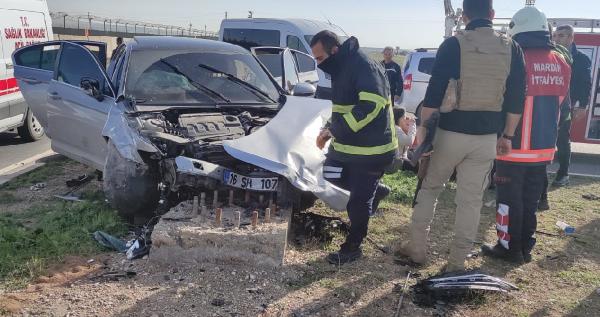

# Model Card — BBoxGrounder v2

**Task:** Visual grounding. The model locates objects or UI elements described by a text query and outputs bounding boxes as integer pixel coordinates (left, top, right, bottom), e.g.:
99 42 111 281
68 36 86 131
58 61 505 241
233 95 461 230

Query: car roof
222 18 346 36
128 36 248 53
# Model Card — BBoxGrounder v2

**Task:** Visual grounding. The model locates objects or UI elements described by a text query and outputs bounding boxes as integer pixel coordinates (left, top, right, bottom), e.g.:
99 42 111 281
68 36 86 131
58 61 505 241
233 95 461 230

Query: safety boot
537 198 550 211
552 175 570 187
327 243 362 265
481 243 525 264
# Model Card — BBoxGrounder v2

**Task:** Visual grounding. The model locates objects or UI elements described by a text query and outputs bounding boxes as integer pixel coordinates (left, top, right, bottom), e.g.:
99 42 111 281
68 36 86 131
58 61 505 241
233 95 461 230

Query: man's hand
497 137 512 156
316 129 332 150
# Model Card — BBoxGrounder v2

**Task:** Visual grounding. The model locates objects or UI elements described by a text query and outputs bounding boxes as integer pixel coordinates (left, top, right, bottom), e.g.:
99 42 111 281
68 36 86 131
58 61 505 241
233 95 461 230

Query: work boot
537 198 550 211
371 184 391 216
327 243 362 265
552 175 570 187
523 253 532 263
481 243 525 264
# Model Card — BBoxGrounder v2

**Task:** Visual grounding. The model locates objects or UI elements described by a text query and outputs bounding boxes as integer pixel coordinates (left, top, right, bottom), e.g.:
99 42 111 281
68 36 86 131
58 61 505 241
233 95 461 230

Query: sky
47 0 600 49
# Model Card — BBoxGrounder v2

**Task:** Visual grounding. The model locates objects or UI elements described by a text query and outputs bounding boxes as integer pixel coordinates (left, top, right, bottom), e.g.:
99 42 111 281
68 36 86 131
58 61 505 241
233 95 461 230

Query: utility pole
189 22 192 36
225 11 228 19
248 11 253 18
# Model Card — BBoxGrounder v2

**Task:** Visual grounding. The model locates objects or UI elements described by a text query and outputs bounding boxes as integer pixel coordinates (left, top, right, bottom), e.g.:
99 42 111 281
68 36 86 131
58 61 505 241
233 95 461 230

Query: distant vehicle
219 18 348 99
0 0 53 141
12 36 323 220
397 48 436 116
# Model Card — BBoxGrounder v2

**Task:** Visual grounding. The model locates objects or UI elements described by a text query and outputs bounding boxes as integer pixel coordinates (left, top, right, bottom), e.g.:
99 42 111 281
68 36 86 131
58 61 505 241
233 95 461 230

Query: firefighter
482 6 572 264
311 31 397 264
396 0 526 272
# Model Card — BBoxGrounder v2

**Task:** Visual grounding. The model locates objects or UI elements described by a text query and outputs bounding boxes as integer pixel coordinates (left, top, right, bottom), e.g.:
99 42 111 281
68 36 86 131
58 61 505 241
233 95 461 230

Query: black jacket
570 43 592 108
423 19 526 135
318 37 396 167
381 60 404 98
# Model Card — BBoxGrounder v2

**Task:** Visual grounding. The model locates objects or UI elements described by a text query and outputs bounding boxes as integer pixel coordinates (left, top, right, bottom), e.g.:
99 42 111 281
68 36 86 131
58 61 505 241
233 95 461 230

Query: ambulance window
286 35 308 54
223 29 280 50
418 58 435 75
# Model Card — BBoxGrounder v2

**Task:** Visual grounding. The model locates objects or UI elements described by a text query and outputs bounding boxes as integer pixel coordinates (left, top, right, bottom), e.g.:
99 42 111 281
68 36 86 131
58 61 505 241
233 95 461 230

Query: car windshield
125 49 280 105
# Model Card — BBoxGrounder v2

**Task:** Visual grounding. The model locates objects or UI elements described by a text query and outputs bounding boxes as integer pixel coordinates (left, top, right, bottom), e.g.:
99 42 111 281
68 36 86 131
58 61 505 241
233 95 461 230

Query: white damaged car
13 37 347 221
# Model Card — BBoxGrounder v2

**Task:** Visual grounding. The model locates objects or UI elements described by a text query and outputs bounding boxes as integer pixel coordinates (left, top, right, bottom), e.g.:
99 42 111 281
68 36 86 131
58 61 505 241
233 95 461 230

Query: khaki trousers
407 128 496 270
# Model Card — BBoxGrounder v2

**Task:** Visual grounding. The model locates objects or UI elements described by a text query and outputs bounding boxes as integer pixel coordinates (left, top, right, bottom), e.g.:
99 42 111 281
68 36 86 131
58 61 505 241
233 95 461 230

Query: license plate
223 170 278 191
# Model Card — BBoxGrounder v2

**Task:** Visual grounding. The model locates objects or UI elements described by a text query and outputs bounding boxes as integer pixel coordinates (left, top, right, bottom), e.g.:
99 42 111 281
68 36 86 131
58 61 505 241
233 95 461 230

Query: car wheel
17 110 45 142
103 140 159 223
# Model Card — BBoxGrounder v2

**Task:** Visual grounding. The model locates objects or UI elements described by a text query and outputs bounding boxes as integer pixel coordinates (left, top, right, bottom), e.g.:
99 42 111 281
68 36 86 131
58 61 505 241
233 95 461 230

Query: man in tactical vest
482 6 572 264
311 31 397 264
396 0 526 272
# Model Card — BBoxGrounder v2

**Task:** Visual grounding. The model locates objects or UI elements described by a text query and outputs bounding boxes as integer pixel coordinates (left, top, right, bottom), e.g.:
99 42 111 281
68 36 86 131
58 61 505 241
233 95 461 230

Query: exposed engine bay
126 107 311 212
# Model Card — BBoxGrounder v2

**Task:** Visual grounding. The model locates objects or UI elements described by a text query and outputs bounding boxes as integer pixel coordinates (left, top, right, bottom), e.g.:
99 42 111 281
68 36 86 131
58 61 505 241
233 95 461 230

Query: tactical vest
497 48 572 164
443 27 512 112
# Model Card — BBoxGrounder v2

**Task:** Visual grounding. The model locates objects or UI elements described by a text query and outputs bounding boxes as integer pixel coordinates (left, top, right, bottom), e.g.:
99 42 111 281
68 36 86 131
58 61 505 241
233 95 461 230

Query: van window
418 57 435 75
223 29 280 50
286 35 308 54
14 45 60 71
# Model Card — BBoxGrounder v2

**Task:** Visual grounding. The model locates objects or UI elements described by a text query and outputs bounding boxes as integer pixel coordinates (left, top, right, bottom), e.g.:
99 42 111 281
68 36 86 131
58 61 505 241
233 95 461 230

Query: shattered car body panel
223 96 349 210
13 36 344 218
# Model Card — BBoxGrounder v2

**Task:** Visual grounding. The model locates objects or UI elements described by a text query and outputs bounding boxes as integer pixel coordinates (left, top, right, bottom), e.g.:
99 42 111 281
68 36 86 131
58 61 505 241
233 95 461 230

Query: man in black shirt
381 47 404 104
395 0 526 272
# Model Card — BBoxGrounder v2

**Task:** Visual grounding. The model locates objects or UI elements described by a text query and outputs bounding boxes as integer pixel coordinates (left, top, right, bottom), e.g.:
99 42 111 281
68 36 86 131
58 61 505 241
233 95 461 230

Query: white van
0 0 53 141
219 18 348 99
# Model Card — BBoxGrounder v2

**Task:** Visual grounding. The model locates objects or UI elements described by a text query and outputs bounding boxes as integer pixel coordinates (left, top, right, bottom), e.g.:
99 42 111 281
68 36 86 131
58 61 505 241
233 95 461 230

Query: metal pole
63 14 67 28
125 23 128 34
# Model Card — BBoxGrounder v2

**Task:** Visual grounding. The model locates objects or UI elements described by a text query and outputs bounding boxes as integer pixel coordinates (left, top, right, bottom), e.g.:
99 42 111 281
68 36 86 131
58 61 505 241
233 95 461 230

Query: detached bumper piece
413 270 518 307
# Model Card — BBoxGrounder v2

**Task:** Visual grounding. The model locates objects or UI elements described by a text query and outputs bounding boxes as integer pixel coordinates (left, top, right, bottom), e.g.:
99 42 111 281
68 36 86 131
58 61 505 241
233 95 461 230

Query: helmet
508 6 548 37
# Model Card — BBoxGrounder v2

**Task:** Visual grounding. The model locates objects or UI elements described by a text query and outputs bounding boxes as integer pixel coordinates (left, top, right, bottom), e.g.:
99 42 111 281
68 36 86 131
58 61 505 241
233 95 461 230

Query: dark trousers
495 161 547 255
540 115 572 200
323 158 385 248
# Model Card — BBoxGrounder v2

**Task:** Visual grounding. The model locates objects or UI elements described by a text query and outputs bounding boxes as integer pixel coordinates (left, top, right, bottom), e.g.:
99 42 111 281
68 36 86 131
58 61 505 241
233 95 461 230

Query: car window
291 51 315 73
223 29 280 50
286 35 308 54
57 43 112 97
125 49 280 104
403 55 412 73
254 50 283 87
283 50 299 90
14 44 60 71
418 57 435 75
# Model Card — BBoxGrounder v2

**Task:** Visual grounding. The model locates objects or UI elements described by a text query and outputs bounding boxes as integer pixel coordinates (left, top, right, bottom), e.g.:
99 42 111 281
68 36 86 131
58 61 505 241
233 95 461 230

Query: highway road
0 131 51 171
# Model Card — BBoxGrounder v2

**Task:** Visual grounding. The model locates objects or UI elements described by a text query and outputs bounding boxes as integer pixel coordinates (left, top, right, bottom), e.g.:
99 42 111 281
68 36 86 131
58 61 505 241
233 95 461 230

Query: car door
12 42 61 130
289 50 319 86
47 41 115 170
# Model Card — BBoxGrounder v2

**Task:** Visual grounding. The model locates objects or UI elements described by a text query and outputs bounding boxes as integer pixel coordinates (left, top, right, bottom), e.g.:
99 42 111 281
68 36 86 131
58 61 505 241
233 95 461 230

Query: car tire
103 140 159 222
17 110 45 142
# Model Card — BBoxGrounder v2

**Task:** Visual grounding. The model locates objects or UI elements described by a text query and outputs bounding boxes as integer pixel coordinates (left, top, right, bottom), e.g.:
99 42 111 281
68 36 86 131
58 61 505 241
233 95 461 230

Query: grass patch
0 158 68 191
0 192 21 204
558 269 600 285
0 198 126 289
381 170 418 204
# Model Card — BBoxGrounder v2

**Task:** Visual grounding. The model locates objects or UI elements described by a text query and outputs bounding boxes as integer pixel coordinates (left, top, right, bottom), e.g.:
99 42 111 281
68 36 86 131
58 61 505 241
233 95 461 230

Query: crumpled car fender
223 96 350 211
101 103 158 163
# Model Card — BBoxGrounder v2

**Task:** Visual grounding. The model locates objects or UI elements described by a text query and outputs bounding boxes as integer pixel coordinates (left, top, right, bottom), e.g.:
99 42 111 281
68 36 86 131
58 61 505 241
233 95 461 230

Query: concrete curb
0 150 61 186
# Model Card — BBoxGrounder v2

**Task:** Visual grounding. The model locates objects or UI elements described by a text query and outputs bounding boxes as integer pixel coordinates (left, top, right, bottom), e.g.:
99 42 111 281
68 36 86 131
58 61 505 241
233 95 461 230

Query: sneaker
371 184 391 215
537 198 550 211
326 246 362 265
552 176 570 187
481 243 525 264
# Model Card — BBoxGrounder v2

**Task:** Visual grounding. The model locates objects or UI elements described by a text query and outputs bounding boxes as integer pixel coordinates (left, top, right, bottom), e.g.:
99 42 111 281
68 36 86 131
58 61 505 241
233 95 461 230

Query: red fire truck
549 18 600 144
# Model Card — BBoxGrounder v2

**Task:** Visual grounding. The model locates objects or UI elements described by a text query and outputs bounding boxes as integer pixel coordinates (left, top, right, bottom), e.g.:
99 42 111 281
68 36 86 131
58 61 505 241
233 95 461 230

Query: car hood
223 96 349 211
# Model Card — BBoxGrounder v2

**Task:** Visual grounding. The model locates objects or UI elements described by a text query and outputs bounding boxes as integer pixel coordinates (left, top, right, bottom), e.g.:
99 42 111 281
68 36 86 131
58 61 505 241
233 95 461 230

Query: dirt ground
1 160 599 317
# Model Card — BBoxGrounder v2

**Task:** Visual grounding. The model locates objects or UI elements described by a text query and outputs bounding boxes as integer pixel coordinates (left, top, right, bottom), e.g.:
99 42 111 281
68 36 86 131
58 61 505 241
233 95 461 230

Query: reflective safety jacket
318 37 397 166
497 37 571 164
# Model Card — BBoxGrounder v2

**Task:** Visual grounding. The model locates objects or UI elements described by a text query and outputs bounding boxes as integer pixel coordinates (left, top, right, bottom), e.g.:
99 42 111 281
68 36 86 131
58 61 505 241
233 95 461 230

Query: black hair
116 37 123 44
463 0 493 20
310 30 341 52
393 107 406 123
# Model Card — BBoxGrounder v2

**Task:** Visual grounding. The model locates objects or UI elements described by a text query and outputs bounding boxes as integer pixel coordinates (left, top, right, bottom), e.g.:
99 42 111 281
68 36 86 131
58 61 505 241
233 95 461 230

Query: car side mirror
291 82 316 97
80 78 104 101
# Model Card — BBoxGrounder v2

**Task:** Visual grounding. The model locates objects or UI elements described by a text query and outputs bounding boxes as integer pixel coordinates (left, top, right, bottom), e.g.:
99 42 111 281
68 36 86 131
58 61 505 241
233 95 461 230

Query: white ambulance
0 0 53 141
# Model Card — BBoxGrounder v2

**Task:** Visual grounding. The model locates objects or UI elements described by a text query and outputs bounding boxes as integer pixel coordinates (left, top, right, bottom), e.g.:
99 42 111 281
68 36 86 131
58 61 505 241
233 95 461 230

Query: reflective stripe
521 97 534 150
341 92 390 133
323 172 342 179
497 149 555 163
332 104 354 114
323 166 343 172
